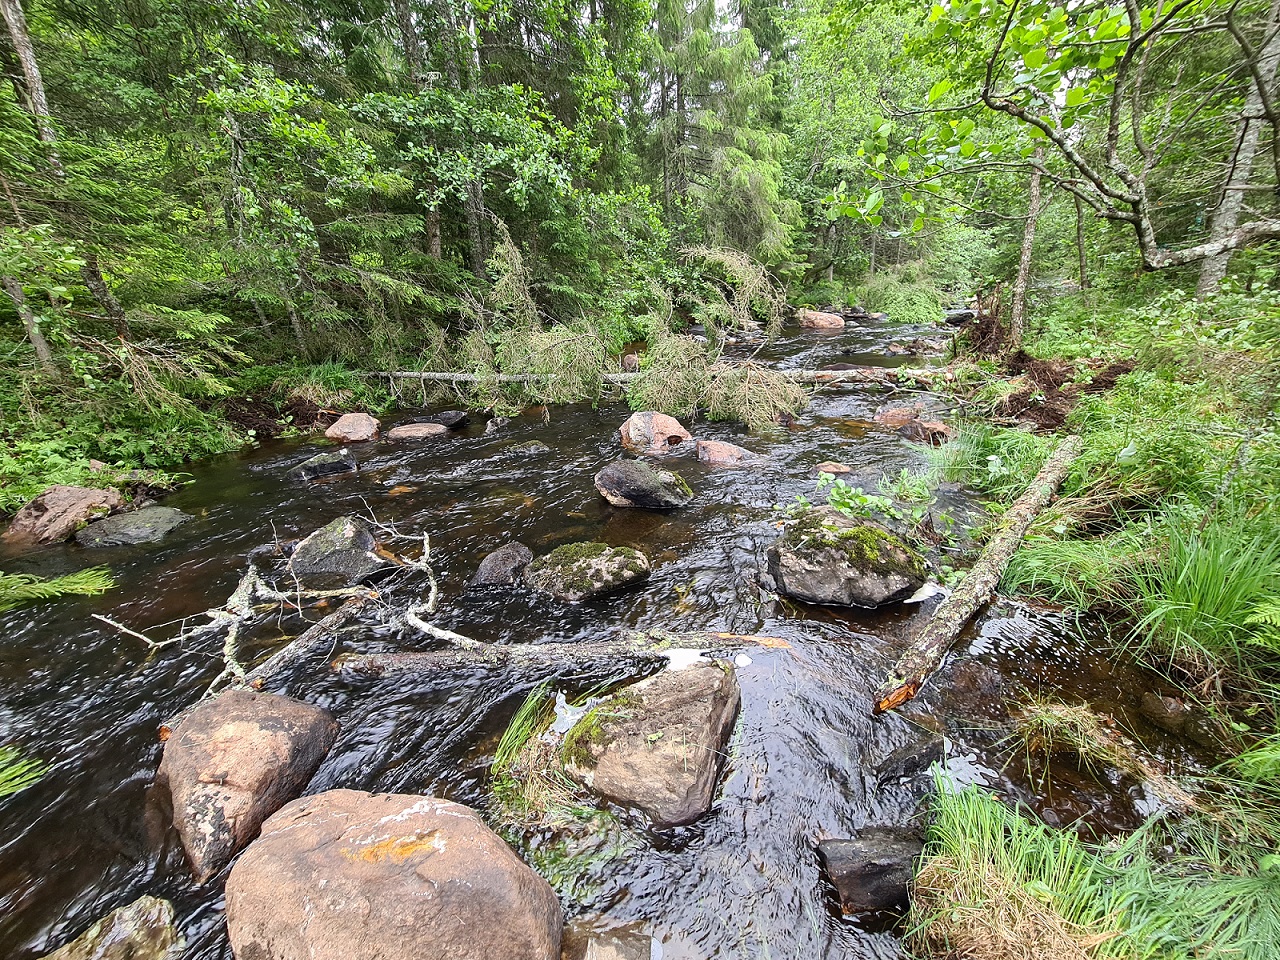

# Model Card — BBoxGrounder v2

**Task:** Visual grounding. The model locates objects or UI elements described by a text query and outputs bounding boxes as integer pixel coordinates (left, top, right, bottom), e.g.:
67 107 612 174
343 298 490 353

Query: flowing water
0 321 1209 959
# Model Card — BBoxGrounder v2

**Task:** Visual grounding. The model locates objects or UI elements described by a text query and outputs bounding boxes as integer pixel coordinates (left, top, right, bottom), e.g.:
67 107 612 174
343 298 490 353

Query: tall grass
1001 528 1146 607
927 423 1053 502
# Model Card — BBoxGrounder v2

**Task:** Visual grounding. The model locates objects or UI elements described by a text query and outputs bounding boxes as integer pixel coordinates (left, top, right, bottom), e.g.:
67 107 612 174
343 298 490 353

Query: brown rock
565 662 740 828
325 412 380 442
618 412 691 456
4 485 124 544
42 895 183 960
873 403 927 429
225 789 562 960
898 419 952 445
695 439 759 467
812 461 853 475
386 422 449 441
156 689 339 883
796 309 845 330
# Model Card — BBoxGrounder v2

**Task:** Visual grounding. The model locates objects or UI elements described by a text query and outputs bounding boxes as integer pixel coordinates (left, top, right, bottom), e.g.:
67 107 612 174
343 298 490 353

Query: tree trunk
391 0 422 81
0 0 56 150
1074 194 1090 293
1008 148 1044 351
81 252 129 338
2 274 53 369
1197 0 1280 299
872 435 1082 715
426 206 442 258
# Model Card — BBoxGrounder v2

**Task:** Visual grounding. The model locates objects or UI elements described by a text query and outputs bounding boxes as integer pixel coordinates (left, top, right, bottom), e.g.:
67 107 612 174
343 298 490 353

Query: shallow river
0 321 1203 959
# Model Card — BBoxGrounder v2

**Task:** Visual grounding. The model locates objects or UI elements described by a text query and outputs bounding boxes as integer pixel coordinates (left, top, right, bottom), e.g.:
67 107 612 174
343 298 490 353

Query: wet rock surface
695 439 759 467
386 422 449 441
594 459 693 509
286 449 357 482
561 921 656 960
325 412 380 442
156 689 339 883
471 541 533 586
4 485 125 544
224 789 562 960
565 662 740 828
75 506 191 547
413 409 468 429
41 895 182 960
767 508 926 607
618 412 692 456
818 828 923 917
525 542 651 602
796 308 845 330
287 515 397 585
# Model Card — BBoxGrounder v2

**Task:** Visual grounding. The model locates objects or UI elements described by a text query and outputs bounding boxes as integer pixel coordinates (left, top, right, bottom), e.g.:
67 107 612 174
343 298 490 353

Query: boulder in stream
471 541 533 586
525 542 650 602
594 459 692 509
386 422 449 441
41 894 183 960
618 411 692 456
695 439 759 467
796 308 845 330
325 412 380 442
156 689 339 883
225 789 562 960
287 449 357 482
416 409 469 429
818 828 923 917
75 506 191 547
767 508 926 607
4 485 124 544
287 515 398 585
563 661 740 828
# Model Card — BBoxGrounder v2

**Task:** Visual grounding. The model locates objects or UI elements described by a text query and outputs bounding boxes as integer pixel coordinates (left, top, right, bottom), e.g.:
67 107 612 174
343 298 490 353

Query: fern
0 745 46 798
0 567 115 612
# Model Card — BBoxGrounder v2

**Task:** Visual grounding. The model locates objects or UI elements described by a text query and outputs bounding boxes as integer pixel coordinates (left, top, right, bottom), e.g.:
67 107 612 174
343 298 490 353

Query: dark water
0 322 1203 959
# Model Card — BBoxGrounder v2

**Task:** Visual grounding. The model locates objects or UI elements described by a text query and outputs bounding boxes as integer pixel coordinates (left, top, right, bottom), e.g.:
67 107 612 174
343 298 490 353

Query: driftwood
873 434 1083 715
373 366 962 389
244 595 371 687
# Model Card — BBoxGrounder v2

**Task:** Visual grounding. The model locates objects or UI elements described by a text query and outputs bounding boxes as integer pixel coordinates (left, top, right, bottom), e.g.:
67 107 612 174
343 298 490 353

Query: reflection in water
0 322 1200 959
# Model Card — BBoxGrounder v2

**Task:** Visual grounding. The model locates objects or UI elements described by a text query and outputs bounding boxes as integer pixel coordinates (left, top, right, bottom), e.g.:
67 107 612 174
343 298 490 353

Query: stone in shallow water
524 541 650 602
618 411 691 456
695 439 759 467
325 412 380 442
386 422 449 441
225 789 562 960
818 828 923 917
470 541 533 586
286 449 357 482
41 895 183 960
796 308 845 329
4 485 124 544
564 661 740 828
76 506 190 547
594 459 692 509
156 689 339 884
287 515 397 585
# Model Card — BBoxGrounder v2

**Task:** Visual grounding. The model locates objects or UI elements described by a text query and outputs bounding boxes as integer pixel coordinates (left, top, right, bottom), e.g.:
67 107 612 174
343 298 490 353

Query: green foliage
857 263 945 324
0 568 115 613
0 746 46 799
1001 528 1146 608
927 423 1052 502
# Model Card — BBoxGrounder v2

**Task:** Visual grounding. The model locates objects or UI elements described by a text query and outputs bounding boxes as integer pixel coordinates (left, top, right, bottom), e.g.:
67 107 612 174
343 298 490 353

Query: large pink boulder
695 439 759 467
4 485 124 543
796 309 845 330
225 790 562 960
618 412 691 456
385 422 448 441
325 413 380 442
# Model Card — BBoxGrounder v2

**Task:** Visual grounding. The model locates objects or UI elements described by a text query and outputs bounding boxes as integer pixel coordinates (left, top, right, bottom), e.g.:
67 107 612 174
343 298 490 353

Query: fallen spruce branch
873 434 1083 715
371 366 964 388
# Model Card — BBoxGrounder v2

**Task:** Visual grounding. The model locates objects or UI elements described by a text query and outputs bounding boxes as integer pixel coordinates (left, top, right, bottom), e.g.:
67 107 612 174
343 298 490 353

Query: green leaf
1065 86 1086 108
927 78 953 104
1023 47 1046 69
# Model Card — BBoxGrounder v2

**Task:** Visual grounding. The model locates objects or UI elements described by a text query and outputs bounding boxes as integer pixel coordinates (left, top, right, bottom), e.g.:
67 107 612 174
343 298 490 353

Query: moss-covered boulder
525 541 650 602
287 516 398 586
594 459 692 510
41 895 183 960
767 508 926 608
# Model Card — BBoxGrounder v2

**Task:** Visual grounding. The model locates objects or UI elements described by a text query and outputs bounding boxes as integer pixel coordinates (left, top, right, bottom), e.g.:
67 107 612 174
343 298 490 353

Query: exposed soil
996 351 1135 431
222 395 325 439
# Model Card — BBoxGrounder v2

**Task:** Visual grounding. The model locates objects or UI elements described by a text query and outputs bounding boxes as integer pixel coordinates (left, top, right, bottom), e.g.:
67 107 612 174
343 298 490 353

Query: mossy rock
525 541 651 602
593 459 693 510
767 508 926 608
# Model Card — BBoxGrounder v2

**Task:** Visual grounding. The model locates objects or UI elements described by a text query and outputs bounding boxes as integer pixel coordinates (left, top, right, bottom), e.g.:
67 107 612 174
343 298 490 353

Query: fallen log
872 434 1083 715
245 595 371 687
372 365 962 389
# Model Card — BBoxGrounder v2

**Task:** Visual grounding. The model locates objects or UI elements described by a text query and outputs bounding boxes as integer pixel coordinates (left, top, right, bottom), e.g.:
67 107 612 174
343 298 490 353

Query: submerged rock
695 439 759 467
471 541 533 586
325 412 380 442
618 411 692 456
287 515 397 585
563 661 740 829
813 461 854 475
225 789 562 960
75 506 191 547
156 689 339 884
818 828 923 917
417 409 469 429
796 308 845 330
485 416 511 435
286 449 357 482
42 895 183 960
386 422 449 441
525 541 650 602
594 459 693 509
4 485 124 544
767 508 926 607
562 921 656 960
897 419 952 446
509 439 552 457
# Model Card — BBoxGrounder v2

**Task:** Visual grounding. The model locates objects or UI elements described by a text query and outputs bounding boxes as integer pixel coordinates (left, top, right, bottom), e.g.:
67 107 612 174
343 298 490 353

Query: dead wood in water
873 435 1082 716
372 366 963 390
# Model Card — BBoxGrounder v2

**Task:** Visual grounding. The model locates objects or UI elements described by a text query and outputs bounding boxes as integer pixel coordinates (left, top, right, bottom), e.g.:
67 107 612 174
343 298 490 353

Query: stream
0 319 1208 959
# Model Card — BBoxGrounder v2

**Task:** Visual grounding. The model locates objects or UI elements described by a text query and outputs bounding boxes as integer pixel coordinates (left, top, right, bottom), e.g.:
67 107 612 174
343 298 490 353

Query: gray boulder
287 449 357 482
225 789 562 960
471 542 533 586
594 459 692 510
563 662 740 828
41 895 183 960
156 689 339 883
417 410 469 429
818 828 923 917
287 516 398 586
767 508 925 607
525 542 650 602
76 506 190 547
